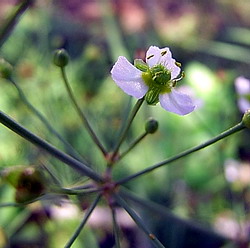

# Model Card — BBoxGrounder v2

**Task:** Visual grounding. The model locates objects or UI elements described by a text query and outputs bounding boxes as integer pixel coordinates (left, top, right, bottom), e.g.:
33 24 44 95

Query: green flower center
142 64 173 105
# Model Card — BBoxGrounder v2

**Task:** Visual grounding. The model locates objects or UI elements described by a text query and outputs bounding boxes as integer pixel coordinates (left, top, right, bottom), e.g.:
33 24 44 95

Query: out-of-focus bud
53 49 69 67
145 118 159 134
0 58 13 79
242 109 250 128
84 44 101 61
1 165 24 187
1 166 46 203
0 227 7 248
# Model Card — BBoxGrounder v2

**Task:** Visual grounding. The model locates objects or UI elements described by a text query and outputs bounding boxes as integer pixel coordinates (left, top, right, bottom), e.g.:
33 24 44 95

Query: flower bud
84 44 101 61
145 118 159 134
0 58 13 79
1 166 46 203
16 167 45 203
53 49 69 67
242 109 250 128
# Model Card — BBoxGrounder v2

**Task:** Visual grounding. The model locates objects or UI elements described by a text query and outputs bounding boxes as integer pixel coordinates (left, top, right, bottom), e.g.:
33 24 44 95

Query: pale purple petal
238 97 250 113
146 46 162 67
146 46 180 79
178 85 204 110
235 76 250 95
146 46 171 67
159 89 195 115
111 56 148 98
164 58 181 79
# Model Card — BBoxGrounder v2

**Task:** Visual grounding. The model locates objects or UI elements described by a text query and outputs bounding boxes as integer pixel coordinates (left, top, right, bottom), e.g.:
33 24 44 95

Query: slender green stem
60 67 107 156
66 183 96 191
9 78 86 162
53 187 101 195
0 203 21 208
64 194 102 248
114 193 165 248
111 207 121 248
0 193 59 207
41 163 62 186
117 122 246 185
119 131 148 161
0 0 33 48
110 98 144 164
0 110 103 182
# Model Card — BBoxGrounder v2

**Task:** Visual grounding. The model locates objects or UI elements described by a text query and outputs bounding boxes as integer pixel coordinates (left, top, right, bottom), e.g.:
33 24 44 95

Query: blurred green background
0 0 250 247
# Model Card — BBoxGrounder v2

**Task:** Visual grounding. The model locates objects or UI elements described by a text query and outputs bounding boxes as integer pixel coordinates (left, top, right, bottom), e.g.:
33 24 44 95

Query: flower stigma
139 58 182 105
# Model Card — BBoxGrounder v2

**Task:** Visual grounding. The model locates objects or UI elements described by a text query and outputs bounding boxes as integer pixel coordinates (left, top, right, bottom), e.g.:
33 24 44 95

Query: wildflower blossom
234 76 250 113
111 46 195 115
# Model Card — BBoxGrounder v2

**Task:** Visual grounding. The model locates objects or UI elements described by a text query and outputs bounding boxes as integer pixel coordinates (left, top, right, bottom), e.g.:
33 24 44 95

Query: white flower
111 46 195 115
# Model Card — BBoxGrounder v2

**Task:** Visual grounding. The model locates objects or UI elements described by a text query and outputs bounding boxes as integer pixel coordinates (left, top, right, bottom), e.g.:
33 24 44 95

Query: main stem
110 98 144 164
117 122 246 185
60 67 107 156
0 110 103 182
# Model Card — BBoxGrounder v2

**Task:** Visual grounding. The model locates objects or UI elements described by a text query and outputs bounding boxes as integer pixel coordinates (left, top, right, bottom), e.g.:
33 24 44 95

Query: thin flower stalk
111 207 121 248
110 98 144 164
66 183 97 191
60 67 107 157
41 163 62 186
65 194 102 248
53 187 101 196
114 193 166 248
9 78 86 162
0 193 60 207
0 110 103 182
0 0 33 48
117 122 245 185
0 203 21 208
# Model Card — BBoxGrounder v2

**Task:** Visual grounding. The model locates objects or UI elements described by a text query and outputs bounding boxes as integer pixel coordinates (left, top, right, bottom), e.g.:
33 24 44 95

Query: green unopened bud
242 109 250 128
145 118 159 134
0 58 13 79
53 49 69 67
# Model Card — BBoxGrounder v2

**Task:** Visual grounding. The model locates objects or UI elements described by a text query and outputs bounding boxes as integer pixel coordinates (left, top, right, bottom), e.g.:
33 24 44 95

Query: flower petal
146 46 172 68
238 97 250 113
111 56 148 98
146 46 162 67
159 89 195 115
146 46 180 79
164 58 181 80
235 76 250 95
